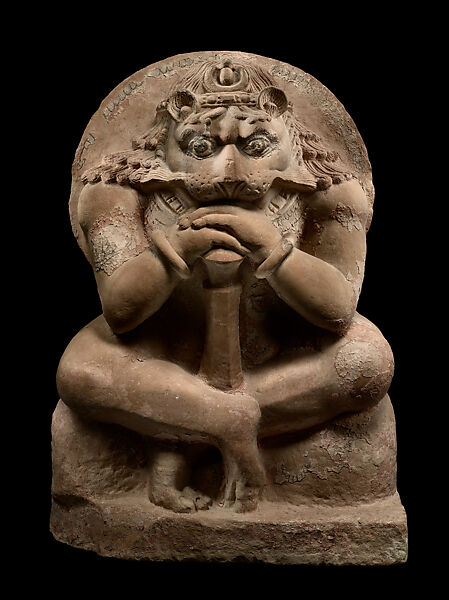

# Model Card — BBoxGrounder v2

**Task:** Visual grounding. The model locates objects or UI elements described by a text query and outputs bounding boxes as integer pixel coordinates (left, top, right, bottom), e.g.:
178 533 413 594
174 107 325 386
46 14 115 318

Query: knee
334 330 394 409
213 393 262 445
56 349 111 411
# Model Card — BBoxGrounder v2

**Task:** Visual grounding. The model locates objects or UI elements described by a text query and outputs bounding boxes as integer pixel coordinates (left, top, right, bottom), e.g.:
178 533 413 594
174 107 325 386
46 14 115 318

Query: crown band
158 92 259 113
198 92 258 107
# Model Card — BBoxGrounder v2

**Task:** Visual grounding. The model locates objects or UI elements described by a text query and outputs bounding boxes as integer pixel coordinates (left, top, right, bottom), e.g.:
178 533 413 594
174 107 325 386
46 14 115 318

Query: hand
178 205 283 265
166 213 251 267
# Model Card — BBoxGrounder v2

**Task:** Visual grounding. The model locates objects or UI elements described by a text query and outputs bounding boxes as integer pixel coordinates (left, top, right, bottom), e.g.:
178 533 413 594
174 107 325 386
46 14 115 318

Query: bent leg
245 313 394 438
56 316 265 512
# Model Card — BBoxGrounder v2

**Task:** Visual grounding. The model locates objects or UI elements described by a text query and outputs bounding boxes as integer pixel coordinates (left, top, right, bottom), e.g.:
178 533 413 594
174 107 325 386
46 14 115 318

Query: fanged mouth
213 181 248 199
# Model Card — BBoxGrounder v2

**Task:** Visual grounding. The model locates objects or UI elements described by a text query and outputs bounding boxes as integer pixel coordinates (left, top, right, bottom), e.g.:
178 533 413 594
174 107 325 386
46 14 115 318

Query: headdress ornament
162 59 289 120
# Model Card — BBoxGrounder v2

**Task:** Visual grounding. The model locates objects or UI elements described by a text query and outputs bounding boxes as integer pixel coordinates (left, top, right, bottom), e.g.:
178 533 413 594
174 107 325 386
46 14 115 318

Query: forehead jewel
164 59 289 121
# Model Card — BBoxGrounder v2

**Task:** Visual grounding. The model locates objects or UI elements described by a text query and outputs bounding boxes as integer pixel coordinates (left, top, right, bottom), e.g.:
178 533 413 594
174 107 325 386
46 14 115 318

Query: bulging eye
241 135 273 158
187 136 216 159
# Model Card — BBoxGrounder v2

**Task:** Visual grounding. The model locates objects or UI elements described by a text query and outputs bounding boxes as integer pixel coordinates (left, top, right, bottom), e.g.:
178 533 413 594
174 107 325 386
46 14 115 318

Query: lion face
81 73 350 211
152 83 296 207
164 104 292 205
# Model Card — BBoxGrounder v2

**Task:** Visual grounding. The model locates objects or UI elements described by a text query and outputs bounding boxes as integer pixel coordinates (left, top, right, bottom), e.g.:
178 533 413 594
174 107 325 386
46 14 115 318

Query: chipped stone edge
50 493 407 565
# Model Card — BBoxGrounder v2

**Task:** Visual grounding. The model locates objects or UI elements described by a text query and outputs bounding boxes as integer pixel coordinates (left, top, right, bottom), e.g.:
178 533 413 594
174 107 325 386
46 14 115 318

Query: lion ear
166 91 199 122
257 87 288 118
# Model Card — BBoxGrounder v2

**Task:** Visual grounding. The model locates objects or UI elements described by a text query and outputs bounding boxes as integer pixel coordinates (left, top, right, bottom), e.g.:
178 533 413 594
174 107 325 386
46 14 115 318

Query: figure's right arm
78 182 177 334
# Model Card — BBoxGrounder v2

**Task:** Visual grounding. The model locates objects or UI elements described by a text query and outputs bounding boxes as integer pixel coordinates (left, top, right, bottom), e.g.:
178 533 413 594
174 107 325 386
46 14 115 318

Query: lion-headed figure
81 57 357 217
56 55 393 517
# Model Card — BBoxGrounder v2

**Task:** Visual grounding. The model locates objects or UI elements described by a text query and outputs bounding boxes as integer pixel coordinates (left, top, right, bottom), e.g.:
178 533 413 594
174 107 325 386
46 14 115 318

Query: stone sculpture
51 51 407 564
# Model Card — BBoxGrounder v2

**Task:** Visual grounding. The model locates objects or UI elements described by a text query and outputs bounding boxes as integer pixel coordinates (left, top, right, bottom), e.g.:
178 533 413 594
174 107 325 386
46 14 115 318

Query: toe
181 486 212 511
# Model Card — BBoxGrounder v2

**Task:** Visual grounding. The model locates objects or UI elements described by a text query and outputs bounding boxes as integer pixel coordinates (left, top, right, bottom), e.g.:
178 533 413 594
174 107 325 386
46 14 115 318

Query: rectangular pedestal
50 493 407 565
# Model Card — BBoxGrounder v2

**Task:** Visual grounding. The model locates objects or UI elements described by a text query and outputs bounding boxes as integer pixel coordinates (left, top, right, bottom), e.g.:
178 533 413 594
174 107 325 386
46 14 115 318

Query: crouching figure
55 55 396 517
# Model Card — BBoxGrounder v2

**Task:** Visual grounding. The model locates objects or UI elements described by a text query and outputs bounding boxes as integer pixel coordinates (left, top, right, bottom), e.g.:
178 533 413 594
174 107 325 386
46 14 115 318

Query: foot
181 486 213 511
147 445 212 513
149 484 212 513
220 442 266 513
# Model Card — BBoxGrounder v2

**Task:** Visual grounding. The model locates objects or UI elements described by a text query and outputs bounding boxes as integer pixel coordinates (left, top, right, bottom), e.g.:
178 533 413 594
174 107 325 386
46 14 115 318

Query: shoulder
78 182 142 230
79 181 140 207
304 178 371 226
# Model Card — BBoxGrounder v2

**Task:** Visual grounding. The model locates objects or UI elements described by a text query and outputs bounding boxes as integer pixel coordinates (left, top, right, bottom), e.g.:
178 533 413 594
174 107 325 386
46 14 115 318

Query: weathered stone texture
51 397 407 564
50 493 407 565
53 51 407 563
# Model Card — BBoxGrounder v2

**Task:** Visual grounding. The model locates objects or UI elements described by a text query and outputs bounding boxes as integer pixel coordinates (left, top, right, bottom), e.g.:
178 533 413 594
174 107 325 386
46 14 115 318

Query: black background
21 9 435 592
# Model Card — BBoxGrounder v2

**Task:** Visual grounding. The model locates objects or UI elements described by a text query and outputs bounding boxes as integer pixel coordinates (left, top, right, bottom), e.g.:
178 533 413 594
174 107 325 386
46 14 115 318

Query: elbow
300 282 356 334
313 293 357 335
100 283 170 334
309 311 354 336
105 315 137 335
103 308 141 335
102 295 147 335
321 313 354 335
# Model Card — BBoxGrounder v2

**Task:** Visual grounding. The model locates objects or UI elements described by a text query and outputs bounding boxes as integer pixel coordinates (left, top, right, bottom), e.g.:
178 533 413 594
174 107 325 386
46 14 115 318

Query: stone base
50 493 407 565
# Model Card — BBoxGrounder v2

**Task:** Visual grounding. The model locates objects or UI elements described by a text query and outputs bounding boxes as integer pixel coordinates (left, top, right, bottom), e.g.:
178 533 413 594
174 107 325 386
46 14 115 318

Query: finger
191 214 241 234
198 229 250 255
178 205 247 229
193 214 269 250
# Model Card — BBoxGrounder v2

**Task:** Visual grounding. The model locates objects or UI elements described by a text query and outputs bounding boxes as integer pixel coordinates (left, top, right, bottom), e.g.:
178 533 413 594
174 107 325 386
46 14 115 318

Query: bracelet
151 230 191 279
255 234 296 279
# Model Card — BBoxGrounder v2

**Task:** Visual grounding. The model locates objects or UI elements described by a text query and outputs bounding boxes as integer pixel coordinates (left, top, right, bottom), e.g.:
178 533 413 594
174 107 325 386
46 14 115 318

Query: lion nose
214 144 243 182
211 145 246 198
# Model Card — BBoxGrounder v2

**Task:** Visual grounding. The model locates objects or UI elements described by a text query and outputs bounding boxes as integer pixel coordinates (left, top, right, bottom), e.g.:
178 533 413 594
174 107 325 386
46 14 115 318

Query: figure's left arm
182 178 371 335
267 179 372 334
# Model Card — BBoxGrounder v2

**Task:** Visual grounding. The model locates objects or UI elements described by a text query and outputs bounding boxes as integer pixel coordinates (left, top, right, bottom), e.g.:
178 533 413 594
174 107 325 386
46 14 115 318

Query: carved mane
82 60 354 191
